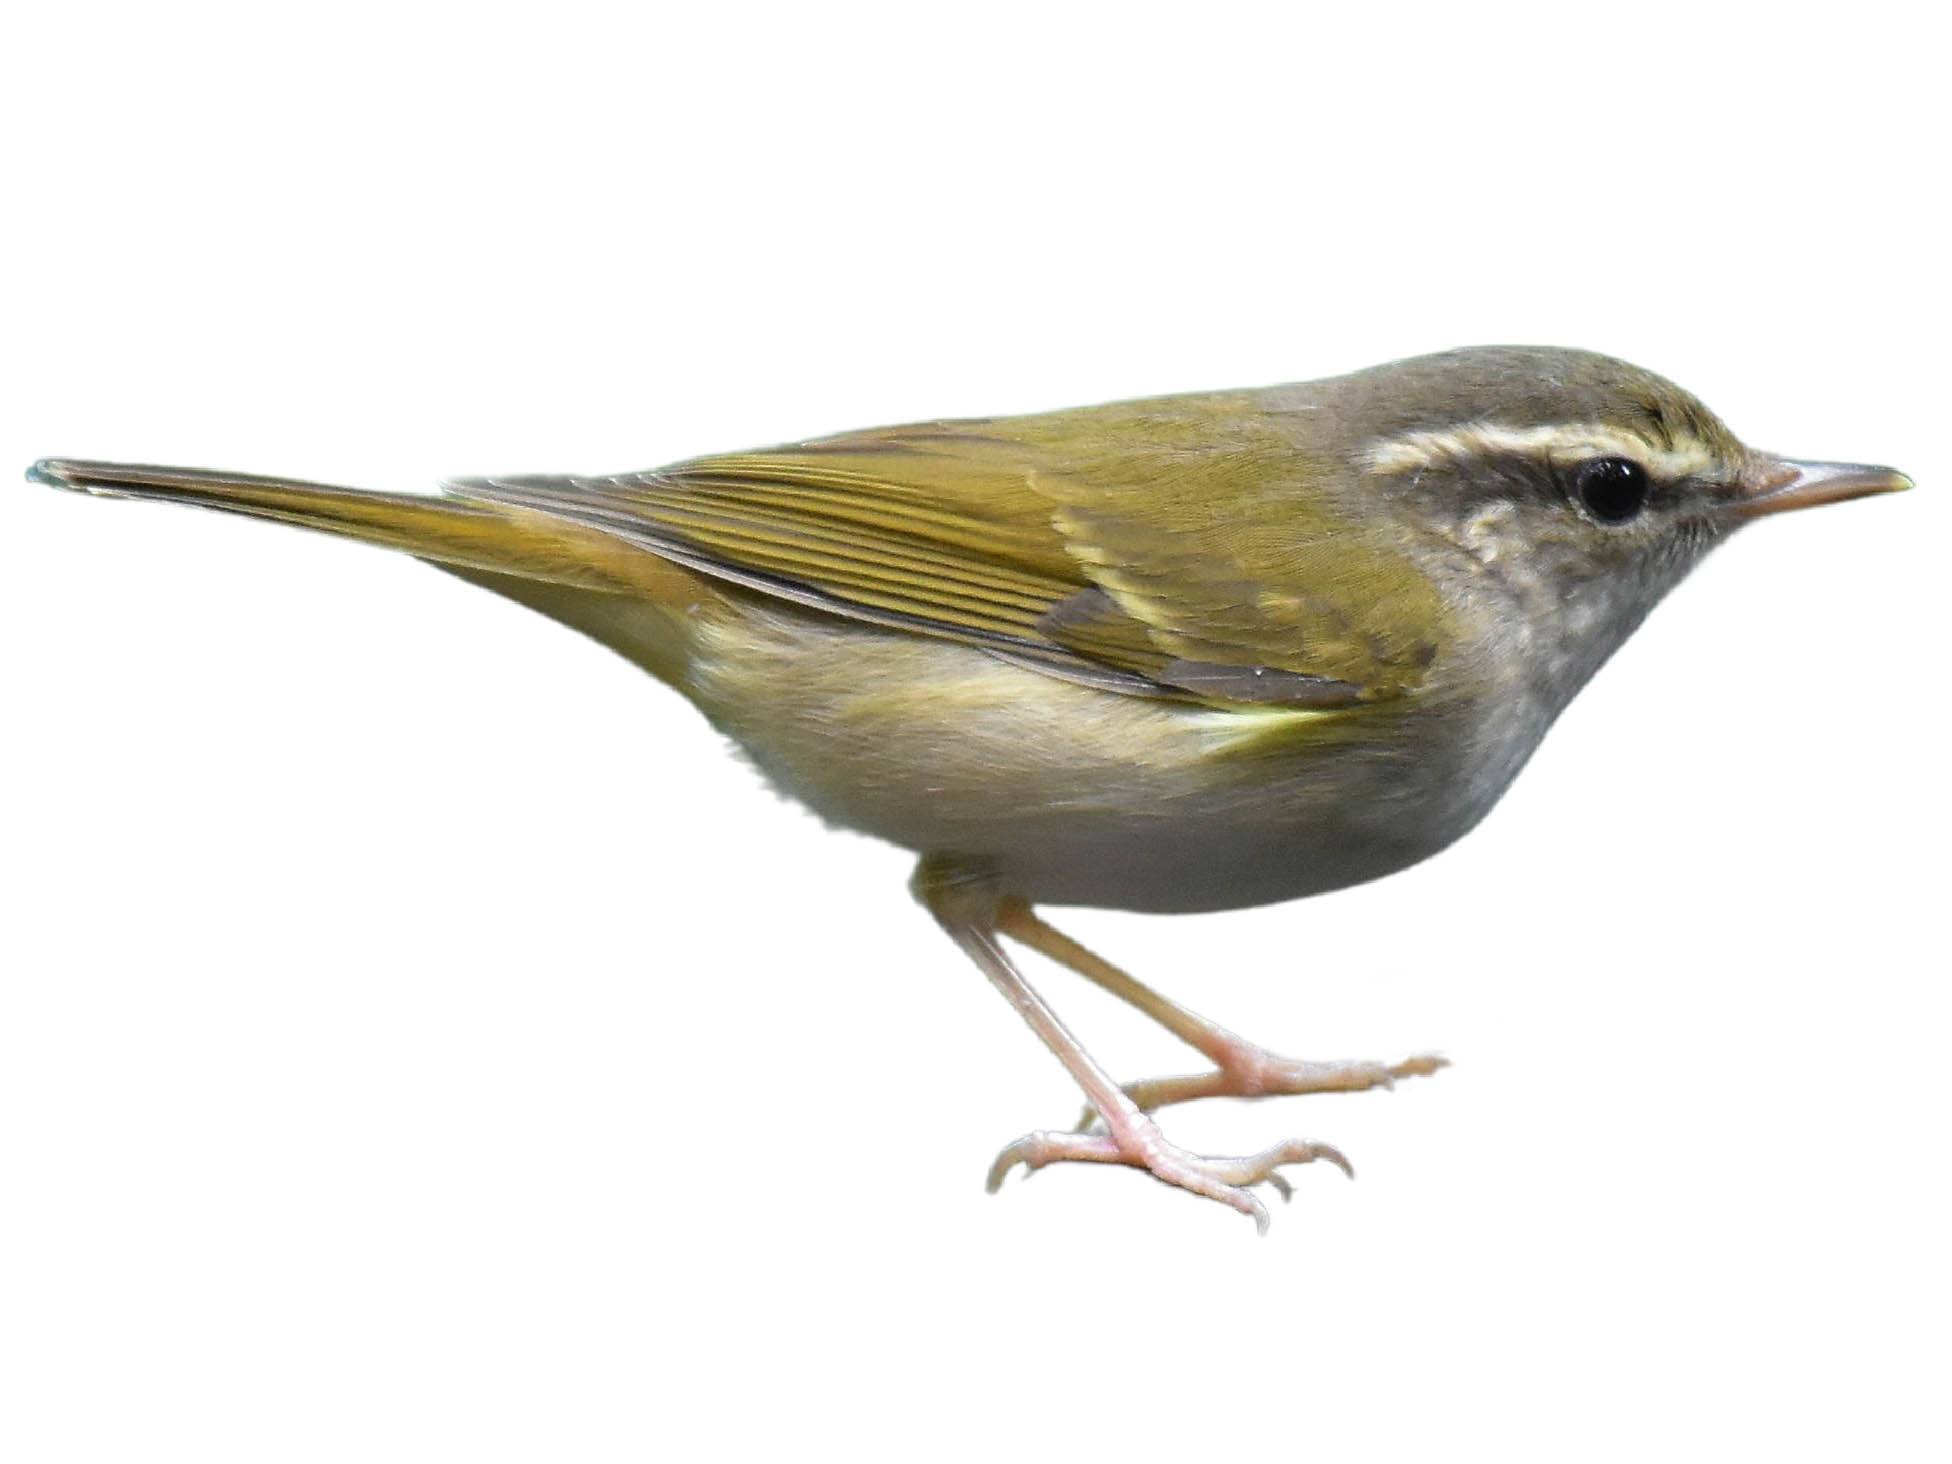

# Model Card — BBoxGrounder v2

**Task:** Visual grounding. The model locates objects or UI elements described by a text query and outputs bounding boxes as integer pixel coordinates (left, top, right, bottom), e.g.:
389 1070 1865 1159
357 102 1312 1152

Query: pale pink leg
995 902 1446 1123
917 859 1347 1233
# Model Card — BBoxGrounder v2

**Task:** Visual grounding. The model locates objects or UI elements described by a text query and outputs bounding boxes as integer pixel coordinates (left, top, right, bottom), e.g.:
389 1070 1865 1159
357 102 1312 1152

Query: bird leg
993 900 1446 1124
916 857 1348 1233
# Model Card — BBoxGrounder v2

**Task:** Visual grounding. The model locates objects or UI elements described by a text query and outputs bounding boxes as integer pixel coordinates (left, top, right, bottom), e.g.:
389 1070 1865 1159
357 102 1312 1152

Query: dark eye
1569 456 1651 525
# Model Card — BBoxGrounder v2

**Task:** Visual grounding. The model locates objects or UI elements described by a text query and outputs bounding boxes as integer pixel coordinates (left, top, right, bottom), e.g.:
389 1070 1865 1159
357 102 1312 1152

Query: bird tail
27 457 690 600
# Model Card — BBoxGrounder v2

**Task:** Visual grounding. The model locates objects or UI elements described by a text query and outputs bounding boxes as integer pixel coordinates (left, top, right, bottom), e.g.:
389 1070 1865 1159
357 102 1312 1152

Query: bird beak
1735 456 1914 519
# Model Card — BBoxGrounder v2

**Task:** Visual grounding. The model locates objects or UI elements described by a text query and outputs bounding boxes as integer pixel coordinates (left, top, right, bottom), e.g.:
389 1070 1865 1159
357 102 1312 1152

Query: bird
28 345 1911 1232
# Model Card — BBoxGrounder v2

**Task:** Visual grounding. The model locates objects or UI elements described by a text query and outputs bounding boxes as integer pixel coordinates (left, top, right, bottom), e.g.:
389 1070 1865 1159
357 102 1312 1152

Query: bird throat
1432 499 1718 722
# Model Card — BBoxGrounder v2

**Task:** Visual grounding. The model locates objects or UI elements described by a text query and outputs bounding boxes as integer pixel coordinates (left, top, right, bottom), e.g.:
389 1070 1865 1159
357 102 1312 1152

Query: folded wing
451 392 1445 707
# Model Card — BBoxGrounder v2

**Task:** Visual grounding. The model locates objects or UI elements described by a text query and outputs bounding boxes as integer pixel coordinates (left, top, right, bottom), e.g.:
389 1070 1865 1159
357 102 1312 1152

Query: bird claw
1389 1053 1450 1082
986 1124 1350 1231
1074 1052 1446 1135
1124 1051 1449 1112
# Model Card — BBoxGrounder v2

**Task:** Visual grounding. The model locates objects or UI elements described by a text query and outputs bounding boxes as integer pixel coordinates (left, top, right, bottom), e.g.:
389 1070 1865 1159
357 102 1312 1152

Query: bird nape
29 345 1912 1231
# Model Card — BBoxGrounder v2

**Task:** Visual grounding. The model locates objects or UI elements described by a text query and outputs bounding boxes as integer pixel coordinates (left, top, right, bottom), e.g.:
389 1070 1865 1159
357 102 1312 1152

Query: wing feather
449 395 1445 706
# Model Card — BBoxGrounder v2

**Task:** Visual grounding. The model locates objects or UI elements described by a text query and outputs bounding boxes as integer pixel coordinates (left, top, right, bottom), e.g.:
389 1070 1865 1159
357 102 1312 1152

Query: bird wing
449 393 1445 706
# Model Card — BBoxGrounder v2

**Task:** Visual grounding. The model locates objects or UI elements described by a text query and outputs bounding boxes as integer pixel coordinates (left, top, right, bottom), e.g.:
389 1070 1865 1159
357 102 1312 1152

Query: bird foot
1079 1051 1447 1130
987 1118 1352 1234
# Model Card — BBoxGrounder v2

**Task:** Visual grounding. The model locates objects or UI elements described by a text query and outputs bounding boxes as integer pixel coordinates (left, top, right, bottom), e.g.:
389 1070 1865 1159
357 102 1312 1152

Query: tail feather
28 457 692 600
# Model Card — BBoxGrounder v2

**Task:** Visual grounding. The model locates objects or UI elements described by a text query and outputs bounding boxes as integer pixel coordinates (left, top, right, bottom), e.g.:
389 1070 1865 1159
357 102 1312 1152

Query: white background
2 4 1945 1460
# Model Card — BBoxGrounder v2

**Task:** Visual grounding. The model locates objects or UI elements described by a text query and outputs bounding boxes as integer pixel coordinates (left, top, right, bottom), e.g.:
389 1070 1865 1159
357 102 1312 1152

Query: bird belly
683 603 1534 914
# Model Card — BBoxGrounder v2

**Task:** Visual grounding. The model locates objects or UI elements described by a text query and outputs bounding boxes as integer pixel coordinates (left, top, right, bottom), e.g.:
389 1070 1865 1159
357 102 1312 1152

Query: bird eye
1568 456 1651 525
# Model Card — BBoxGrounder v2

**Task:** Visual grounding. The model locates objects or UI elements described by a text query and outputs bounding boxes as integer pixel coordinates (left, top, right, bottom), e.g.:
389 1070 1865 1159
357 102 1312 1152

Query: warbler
29 346 1911 1231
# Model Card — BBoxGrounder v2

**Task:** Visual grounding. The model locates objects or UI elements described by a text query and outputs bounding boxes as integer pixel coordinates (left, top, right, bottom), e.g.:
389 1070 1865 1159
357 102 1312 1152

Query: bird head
1291 346 1913 703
